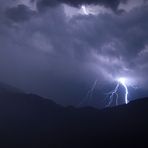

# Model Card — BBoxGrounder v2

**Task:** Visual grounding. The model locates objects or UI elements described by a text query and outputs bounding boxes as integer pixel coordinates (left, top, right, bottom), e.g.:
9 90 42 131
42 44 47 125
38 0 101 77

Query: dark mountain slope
0 92 147 147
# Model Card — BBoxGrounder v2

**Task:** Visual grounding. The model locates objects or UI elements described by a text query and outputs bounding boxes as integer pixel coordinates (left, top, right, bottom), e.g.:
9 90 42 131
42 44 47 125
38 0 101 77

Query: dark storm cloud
37 0 127 11
5 4 36 22
0 0 148 107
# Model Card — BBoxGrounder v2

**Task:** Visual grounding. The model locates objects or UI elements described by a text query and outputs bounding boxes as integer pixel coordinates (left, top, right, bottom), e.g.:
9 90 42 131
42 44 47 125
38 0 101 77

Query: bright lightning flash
117 78 129 104
106 77 129 107
81 5 89 15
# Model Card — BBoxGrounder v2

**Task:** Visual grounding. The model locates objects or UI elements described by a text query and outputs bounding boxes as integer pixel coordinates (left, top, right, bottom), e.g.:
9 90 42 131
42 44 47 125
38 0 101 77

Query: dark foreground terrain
0 91 148 148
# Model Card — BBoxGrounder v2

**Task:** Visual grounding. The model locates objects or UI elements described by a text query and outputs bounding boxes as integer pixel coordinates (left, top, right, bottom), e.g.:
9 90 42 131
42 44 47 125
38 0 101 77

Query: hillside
0 91 147 147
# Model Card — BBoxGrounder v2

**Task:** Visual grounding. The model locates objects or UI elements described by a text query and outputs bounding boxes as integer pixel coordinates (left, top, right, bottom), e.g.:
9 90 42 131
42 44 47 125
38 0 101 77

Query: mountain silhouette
0 84 147 147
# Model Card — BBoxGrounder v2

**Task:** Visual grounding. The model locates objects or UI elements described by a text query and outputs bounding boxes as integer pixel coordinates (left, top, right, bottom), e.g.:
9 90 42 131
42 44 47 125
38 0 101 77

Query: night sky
0 0 148 108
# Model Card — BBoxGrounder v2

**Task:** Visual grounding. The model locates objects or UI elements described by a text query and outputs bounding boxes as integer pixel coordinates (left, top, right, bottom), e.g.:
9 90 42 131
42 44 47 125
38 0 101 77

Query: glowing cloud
81 5 89 15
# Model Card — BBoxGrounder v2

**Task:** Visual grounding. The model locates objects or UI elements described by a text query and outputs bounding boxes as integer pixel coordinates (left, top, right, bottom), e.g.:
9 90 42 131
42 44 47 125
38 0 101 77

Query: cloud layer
0 0 148 107
37 0 127 11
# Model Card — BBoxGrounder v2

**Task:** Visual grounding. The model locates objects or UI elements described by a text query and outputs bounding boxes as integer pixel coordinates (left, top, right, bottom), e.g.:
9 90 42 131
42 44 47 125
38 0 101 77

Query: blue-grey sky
0 0 148 107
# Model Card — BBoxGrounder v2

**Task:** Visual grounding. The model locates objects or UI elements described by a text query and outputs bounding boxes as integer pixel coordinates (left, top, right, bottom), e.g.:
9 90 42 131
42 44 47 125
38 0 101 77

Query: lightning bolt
86 79 98 100
106 83 120 107
77 77 129 108
77 79 98 107
106 78 129 107
119 79 129 104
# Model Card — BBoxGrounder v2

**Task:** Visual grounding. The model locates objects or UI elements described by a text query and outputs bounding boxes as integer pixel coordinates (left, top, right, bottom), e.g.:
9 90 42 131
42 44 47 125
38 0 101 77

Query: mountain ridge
0 82 147 147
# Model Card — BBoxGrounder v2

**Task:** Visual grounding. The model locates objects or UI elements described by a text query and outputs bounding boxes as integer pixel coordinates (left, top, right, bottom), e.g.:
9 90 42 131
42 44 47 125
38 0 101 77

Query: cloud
37 0 127 11
5 4 36 22
0 0 148 106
